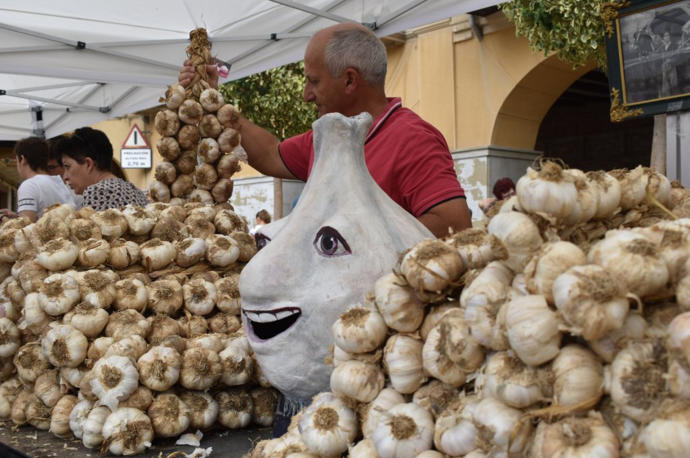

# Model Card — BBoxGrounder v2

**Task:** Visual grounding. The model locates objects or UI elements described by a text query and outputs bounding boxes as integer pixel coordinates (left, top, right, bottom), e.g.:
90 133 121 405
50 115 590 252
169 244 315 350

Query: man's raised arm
179 61 297 180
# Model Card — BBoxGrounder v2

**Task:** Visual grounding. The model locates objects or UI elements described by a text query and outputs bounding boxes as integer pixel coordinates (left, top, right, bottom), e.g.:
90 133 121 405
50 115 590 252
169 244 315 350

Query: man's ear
343 68 359 94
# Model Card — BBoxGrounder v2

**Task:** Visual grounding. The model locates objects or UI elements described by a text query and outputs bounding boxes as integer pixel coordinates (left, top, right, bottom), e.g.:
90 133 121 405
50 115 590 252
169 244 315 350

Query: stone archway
490 55 596 150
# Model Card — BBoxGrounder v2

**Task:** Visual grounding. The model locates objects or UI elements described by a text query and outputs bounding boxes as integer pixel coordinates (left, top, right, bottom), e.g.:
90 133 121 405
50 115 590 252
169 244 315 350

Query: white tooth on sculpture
275 310 295 320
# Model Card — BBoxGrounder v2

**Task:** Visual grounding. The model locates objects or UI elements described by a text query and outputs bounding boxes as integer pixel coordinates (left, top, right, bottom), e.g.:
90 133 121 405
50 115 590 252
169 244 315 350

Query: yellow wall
386 13 595 152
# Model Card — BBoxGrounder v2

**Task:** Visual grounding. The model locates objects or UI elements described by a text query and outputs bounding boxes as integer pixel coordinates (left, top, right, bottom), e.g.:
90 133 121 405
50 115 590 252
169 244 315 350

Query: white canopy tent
0 0 499 141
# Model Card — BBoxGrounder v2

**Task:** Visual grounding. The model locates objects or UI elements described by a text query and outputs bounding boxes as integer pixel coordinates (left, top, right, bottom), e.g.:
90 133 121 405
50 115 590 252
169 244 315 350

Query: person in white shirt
0 137 79 223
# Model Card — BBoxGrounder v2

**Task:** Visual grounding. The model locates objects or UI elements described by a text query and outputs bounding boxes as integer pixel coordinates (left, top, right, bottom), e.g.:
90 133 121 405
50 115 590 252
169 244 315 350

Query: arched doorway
534 70 654 171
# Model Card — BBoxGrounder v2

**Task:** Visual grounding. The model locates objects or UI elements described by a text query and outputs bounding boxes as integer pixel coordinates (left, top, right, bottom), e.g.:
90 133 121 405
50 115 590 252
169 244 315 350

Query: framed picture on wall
604 0 690 120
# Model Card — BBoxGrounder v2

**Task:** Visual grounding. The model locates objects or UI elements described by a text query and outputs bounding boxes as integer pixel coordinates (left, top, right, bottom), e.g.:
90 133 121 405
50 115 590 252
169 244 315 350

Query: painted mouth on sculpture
244 307 302 341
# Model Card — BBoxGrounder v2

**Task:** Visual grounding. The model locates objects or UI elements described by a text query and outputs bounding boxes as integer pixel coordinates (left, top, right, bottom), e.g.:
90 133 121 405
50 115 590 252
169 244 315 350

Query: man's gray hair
324 27 387 86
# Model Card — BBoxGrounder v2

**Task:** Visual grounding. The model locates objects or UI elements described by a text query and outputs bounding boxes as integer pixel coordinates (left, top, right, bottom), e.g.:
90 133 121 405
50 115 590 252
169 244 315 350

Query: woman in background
53 127 148 211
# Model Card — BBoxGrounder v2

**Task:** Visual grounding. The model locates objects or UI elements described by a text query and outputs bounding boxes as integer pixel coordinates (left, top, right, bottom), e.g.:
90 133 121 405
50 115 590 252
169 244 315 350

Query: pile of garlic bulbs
152 28 242 205
249 161 690 458
0 201 278 455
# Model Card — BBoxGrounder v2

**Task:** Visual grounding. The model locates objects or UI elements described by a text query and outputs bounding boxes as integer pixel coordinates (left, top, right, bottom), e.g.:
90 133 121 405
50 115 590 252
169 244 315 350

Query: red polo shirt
278 97 465 216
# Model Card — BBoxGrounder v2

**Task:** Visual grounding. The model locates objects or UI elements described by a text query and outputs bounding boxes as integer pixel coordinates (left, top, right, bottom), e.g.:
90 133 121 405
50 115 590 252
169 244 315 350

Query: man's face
303 35 347 117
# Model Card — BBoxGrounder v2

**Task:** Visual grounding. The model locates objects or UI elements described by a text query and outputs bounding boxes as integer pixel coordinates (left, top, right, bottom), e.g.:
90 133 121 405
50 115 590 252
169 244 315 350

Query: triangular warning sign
122 124 150 148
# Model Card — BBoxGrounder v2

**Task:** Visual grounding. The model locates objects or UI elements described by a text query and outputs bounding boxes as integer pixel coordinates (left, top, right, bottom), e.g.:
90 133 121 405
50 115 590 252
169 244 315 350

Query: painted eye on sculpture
313 226 351 257
255 233 271 251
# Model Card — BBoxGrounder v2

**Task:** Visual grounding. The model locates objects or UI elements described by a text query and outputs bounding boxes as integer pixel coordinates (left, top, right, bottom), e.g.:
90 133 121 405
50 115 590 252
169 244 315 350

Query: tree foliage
500 0 612 70
219 61 317 141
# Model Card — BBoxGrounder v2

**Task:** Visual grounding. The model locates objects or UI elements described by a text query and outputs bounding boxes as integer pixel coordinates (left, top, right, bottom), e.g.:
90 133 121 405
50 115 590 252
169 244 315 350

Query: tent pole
44 84 103 131
375 0 428 29
3 90 103 112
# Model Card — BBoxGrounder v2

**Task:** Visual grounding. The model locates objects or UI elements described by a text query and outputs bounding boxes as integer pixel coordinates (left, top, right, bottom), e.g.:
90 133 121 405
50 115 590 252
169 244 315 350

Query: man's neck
346 91 389 119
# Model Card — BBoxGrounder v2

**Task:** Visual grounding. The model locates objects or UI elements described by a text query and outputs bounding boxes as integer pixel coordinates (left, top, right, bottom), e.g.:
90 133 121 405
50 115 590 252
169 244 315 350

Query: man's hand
179 59 219 89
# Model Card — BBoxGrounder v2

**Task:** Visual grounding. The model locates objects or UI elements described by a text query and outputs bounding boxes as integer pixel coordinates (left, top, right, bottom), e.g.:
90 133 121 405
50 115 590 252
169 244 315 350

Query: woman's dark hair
493 177 516 200
14 137 49 171
53 127 113 172
256 209 271 224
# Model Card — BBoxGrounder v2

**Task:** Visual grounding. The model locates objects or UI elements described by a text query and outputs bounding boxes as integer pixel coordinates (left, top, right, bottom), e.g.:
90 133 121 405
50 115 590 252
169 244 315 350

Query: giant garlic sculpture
240 112 432 400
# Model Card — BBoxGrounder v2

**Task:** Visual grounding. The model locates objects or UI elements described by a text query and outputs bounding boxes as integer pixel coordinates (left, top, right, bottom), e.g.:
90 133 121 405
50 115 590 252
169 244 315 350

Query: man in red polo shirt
180 22 471 237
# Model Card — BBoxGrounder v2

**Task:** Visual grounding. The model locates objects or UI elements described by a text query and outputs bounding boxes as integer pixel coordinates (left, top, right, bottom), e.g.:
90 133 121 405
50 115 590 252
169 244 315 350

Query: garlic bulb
330 360 384 403
668 312 690 368
587 170 622 219
69 398 93 439
383 334 426 394
199 88 225 112
422 316 480 387
400 239 464 293
477 351 548 409
524 241 586 304
20 291 51 334
157 137 181 161
198 137 221 164
155 162 178 187
0 317 19 358
433 395 480 456
199 114 223 139
332 304 387 354
562 168 599 225
149 180 171 203
516 162 578 220
77 238 110 267
34 369 67 407
90 355 139 411
42 324 88 367
137 346 181 391
181 391 219 430
251 387 279 427
175 237 207 267
208 312 241 334
49 394 78 438
82 405 111 449
139 238 176 271
214 209 247 234
60 366 87 390
412 380 460 420
0 229 19 263
180 347 222 390
420 302 459 341
0 378 22 419
36 237 78 271
444 228 507 270
119 385 153 411
553 264 629 341
14 342 50 384
39 272 80 316
105 309 150 339
183 277 217 315
104 335 148 361
108 239 140 269
639 398 690 457
607 340 667 422
371 402 434 458
188 189 214 204
588 229 669 298
552 345 603 409
91 209 128 241
349 438 380 458
219 335 254 386
205 234 240 267
25 394 51 430
472 396 533 455
10 389 33 425
113 278 148 312
146 314 181 344
590 313 647 363
216 389 254 429
78 269 118 309
102 407 154 455
178 99 203 124
505 295 562 366
186 214 216 239
122 206 155 236
531 411 619 458
217 103 240 127
87 336 115 366
148 277 183 315
461 261 513 350
362 388 406 438
374 272 425 332
15 259 48 293
218 127 241 153
178 124 200 150
179 314 209 338
215 274 241 314
298 392 357 457
148 392 190 437
155 109 180 136
212 178 234 204
487 211 543 273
